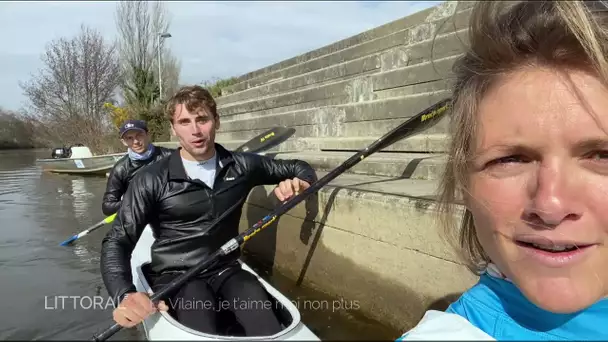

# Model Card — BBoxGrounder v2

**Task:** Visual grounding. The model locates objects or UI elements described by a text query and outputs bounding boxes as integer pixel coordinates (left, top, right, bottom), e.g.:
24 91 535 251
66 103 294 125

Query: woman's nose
524 161 582 228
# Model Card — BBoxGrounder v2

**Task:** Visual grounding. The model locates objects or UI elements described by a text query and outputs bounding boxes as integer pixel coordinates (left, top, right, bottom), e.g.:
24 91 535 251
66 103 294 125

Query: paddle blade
59 235 78 246
104 213 117 224
234 126 296 153
375 98 450 151
59 213 115 247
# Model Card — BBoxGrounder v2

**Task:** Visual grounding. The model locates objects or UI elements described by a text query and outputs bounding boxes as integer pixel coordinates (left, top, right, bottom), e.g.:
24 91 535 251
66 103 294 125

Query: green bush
201 77 238 98
137 103 170 142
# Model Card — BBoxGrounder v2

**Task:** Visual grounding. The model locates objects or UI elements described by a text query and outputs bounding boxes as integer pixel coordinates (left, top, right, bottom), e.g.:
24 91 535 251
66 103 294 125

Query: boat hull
36 153 125 175
130 226 320 341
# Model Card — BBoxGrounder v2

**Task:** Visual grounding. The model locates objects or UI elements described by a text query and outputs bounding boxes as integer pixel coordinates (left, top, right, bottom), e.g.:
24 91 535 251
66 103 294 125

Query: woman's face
467 66 608 313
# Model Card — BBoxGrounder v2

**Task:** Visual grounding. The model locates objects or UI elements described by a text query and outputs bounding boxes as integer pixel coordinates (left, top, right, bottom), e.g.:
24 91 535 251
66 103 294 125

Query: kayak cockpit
130 225 319 340
137 262 295 337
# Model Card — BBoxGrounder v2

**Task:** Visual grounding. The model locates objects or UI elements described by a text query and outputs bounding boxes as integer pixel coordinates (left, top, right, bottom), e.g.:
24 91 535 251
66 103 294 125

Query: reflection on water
0 149 140 340
71 178 97 217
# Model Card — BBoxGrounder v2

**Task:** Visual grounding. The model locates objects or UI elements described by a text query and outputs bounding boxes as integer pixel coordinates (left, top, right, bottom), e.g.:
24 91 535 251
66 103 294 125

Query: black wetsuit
101 145 173 215
100 144 317 335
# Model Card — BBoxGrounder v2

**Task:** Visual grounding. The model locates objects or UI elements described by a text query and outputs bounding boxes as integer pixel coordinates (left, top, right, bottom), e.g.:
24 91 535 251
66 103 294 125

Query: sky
0 0 440 112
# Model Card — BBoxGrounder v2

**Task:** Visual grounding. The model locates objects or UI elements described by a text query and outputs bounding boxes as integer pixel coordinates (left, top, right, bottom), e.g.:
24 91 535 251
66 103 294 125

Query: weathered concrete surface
239 172 477 332
157 133 451 154
220 54 381 105
224 1 474 94
220 90 451 130
268 151 447 179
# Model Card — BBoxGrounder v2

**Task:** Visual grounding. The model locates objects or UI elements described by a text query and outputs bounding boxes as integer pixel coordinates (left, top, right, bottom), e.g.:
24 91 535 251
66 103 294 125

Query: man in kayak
100 85 317 336
101 119 173 215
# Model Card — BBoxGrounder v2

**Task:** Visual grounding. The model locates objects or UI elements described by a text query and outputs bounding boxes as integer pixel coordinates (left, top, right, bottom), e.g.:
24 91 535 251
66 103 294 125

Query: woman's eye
488 155 527 166
587 151 608 161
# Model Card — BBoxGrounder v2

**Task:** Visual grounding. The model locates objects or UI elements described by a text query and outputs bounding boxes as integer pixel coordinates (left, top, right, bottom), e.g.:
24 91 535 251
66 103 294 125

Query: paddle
90 98 451 342
58 126 296 247
234 126 296 153
59 214 117 246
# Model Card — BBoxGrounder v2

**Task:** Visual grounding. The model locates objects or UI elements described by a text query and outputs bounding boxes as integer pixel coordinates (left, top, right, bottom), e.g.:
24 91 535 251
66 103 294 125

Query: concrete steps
300 134 449 153
270 150 446 180
219 91 452 143
218 27 466 107
217 54 381 106
214 132 450 153
206 134 450 153
220 47 457 113
219 77 355 117
224 3 473 96
219 84 451 127
226 2 457 87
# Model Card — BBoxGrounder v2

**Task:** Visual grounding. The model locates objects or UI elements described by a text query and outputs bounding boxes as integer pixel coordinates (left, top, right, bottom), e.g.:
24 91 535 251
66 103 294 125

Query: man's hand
112 292 169 328
274 177 310 202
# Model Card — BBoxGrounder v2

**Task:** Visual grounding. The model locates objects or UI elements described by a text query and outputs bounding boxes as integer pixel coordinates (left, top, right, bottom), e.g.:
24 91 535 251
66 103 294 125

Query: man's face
121 130 150 153
170 103 219 161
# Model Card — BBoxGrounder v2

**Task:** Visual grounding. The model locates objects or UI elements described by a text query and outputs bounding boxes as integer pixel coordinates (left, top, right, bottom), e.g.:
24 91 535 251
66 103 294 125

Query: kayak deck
130 226 320 341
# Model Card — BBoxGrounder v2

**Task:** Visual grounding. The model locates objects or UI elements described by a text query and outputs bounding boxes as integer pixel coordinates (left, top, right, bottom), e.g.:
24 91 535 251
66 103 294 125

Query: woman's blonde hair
437 0 608 274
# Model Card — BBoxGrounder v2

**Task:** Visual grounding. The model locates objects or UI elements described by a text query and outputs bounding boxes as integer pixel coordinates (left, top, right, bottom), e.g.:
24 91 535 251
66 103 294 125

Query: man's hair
164 85 218 123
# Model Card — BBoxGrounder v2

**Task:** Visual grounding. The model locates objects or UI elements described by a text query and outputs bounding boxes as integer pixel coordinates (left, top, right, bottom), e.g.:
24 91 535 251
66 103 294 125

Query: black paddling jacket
101 145 174 215
100 144 317 303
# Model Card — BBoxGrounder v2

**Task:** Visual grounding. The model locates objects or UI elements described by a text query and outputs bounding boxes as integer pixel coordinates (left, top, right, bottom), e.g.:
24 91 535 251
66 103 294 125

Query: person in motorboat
51 146 71 159
101 119 173 215
50 143 85 159
398 1 608 340
100 85 317 336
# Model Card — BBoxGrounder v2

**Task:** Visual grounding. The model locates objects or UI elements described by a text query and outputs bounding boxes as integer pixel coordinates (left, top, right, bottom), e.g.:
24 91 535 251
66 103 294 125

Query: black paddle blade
374 97 451 151
234 126 296 153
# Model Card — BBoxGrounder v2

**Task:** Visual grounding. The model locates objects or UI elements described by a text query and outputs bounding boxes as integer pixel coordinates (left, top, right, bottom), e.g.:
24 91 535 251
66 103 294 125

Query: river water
0 149 399 341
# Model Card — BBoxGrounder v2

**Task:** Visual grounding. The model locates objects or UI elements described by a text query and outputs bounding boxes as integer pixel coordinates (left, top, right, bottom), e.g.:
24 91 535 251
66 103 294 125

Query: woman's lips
513 237 596 267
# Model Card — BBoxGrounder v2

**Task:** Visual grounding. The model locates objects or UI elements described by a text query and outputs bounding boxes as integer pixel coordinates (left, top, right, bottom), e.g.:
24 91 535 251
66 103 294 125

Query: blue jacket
398 273 608 340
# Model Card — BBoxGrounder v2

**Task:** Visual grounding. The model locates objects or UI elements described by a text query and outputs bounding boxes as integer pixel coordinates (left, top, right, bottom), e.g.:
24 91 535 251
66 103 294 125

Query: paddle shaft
91 98 450 341
59 214 117 246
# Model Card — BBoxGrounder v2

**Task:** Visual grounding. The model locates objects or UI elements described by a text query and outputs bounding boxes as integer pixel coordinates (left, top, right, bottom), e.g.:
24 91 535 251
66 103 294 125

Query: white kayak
130 225 320 341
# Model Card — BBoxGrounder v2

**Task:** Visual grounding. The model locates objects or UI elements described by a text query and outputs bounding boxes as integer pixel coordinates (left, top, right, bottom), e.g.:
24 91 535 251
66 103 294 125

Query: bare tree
19 25 121 153
115 0 180 105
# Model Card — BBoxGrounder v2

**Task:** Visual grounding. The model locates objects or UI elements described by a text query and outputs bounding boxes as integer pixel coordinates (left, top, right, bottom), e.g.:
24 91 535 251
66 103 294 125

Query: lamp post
157 32 172 101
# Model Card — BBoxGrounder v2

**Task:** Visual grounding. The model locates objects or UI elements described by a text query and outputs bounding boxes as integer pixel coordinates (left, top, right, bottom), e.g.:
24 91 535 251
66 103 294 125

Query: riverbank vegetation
4 1 239 153
201 77 239 98
0 108 38 150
